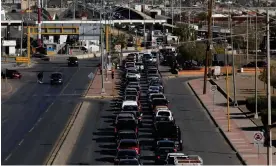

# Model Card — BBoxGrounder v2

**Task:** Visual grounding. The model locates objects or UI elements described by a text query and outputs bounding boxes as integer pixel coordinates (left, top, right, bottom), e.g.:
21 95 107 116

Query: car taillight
133 147 139 153
138 117 142 120
157 156 160 159
174 148 177 152
114 128 117 133
135 128 138 133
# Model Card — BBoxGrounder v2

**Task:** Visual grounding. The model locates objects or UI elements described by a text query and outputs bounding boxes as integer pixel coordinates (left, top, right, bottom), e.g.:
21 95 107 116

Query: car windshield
119 160 139 165
148 70 157 74
144 54 152 59
151 95 164 100
51 73 62 79
158 141 175 147
117 121 137 129
120 141 137 148
119 133 137 140
126 63 135 67
118 150 137 157
69 57 77 61
125 96 137 101
158 148 175 154
123 106 138 111
152 99 168 105
118 115 133 120
158 111 170 116
150 86 160 91
128 70 138 74
127 77 138 82
155 116 170 121
126 91 138 96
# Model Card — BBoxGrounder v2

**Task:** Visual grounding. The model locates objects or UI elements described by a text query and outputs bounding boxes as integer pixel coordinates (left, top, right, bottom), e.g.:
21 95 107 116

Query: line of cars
112 52 203 165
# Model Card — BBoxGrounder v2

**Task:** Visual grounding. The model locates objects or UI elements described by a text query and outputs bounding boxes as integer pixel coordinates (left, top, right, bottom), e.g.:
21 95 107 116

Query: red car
117 139 141 155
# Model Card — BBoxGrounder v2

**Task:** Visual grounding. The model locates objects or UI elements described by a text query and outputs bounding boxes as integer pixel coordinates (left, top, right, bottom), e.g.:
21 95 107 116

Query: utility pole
20 14 23 56
230 5 238 107
73 0 76 20
203 0 213 94
254 13 258 119
105 7 108 81
246 13 249 64
100 0 105 94
37 0 42 47
171 0 174 32
266 0 272 164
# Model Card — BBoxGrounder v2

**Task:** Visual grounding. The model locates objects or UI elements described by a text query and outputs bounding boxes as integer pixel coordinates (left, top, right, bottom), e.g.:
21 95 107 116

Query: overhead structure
36 19 167 25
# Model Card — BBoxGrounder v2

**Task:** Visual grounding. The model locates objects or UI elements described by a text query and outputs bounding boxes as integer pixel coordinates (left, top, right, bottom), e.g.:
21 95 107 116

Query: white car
126 73 140 80
122 100 140 112
126 69 141 79
155 109 174 121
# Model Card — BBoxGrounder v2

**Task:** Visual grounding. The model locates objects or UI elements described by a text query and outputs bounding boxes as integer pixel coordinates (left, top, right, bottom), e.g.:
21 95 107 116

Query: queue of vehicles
113 51 203 165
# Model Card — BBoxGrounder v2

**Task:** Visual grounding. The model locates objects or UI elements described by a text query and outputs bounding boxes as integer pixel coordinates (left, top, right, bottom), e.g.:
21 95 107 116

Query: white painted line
226 132 240 135
37 118 42 123
235 144 250 147
233 141 247 144
29 126 35 132
242 154 258 157
231 138 244 141
5 153 12 161
18 139 24 145
239 148 253 151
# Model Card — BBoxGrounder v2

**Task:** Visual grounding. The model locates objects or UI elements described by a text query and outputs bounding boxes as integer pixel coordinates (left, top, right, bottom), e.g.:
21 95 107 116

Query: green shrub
245 96 276 112
261 109 276 126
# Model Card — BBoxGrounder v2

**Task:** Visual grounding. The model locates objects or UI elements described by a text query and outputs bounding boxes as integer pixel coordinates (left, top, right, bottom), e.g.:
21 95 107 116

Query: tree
112 34 127 50
177 42 206 67
173 24 196 42
196 12 207 21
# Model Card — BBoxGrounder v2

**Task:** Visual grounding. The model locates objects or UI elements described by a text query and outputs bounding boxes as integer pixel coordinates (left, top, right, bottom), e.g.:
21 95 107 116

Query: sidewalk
211 74 276 140
85 69 119 98
188 78 276 165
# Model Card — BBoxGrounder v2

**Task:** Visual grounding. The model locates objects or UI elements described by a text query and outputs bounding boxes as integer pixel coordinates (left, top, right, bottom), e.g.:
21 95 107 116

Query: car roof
149 86 160 88
153 98 167 101
117 149 137 153
157 110 171 113
118 113 134 117
122 101 138 106
119 130 136 134
126 88 137 91
158 140 175 143
51 72 62 75
150 93 164 96
119 139 138 143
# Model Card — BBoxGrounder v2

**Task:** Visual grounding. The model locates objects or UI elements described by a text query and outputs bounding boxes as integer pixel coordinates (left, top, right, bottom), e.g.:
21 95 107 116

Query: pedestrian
111 68 114 79
37 71 43 84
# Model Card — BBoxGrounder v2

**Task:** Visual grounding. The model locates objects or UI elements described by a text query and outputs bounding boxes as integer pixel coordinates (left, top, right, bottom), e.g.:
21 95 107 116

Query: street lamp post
254 13 258 119
100 0 105 94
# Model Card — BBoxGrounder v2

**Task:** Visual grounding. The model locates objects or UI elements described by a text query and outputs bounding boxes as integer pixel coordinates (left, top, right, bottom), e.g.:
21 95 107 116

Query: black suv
50 72 63 85
67 57 79 67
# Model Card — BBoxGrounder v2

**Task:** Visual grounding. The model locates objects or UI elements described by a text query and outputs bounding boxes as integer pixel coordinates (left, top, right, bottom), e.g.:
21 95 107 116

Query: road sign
88 72 94 80
254 132 264 143
16 57 29 63
210 85 217 93
114 45 121 52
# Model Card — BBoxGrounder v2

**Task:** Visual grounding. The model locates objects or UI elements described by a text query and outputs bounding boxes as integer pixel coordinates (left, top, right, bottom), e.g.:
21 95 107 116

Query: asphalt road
66 66 242 165
1 57 99 164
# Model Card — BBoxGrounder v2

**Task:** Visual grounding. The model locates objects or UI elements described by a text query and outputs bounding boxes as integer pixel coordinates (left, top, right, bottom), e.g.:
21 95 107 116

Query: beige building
21 0 36 10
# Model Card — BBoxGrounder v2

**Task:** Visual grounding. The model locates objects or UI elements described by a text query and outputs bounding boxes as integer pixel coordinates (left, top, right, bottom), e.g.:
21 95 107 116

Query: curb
187 81 247 165
83 68 99 97
44 102 84 165
85 95 120 99
209 79 260 127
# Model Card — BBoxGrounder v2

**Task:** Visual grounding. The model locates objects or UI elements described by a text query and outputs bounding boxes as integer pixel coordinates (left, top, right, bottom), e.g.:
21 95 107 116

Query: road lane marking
18 139 24 146
60 67 80 95
1 81 13 95
5 153 12 161
44 102 83 165
29 126 35 133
